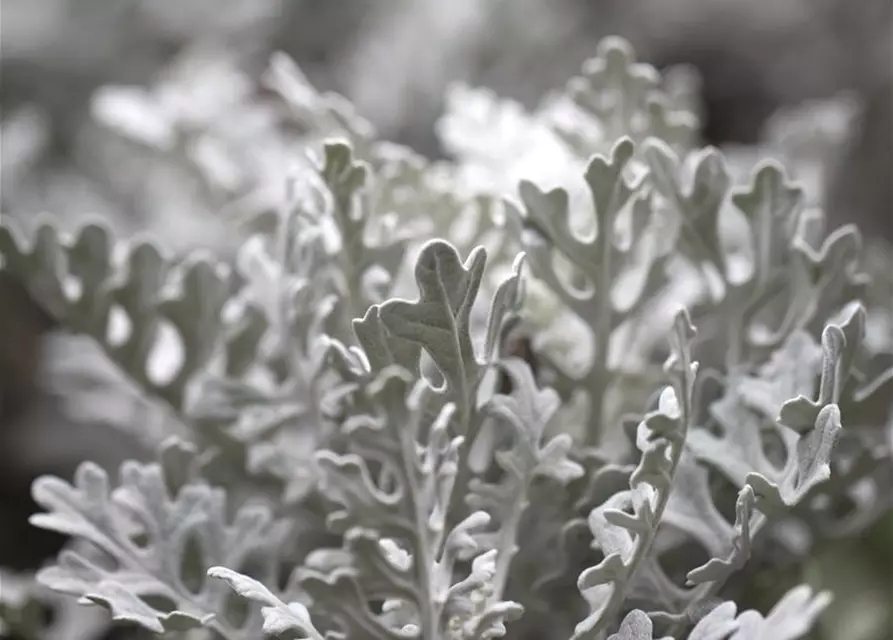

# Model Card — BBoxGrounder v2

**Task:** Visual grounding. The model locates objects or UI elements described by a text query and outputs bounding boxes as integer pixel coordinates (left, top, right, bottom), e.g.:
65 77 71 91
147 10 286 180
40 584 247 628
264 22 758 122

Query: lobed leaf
29 446 288 638
574 309 698 637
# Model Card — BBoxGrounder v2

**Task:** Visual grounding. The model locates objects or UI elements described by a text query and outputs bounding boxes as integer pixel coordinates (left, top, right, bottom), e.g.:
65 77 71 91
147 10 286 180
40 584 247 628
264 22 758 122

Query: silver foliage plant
1 36 891 640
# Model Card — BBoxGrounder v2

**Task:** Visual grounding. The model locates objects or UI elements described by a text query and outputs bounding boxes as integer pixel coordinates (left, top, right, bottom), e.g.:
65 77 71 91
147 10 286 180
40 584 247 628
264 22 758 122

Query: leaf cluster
1 36 891 640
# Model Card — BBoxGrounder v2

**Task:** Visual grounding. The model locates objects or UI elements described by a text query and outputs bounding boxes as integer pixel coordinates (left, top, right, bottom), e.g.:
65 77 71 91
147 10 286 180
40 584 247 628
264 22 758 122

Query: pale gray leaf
687 601 739 640
730 585 831 640
208 567 323 640
379 239 486 400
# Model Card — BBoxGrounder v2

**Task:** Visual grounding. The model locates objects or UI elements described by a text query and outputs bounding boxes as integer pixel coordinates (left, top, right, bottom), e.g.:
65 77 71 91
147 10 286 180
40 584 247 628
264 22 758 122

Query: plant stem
663 512 769 638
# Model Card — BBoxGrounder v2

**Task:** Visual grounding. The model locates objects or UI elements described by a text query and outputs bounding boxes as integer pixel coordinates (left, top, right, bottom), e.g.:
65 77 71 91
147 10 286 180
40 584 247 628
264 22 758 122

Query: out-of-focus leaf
29 448 287 637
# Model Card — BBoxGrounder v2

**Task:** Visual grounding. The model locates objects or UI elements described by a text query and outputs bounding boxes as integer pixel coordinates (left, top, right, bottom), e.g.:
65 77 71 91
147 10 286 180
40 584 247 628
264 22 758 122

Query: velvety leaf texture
29 452 288 638
2 31 887 640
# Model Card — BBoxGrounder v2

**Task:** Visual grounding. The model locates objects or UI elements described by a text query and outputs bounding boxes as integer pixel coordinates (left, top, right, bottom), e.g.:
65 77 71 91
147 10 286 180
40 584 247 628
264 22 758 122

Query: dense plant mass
1 36 891 640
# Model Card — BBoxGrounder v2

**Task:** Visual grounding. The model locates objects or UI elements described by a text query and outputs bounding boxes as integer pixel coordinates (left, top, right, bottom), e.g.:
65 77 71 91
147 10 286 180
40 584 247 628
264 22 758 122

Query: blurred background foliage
0 2 890 639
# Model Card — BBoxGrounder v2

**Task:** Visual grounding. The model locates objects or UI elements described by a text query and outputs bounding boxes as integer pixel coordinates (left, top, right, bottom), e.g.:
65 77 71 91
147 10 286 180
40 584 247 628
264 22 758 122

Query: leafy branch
573 309 698 638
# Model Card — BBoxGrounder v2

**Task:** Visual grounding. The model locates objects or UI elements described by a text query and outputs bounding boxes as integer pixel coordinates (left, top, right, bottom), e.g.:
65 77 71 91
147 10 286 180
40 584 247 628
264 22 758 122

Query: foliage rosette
1 32 890 640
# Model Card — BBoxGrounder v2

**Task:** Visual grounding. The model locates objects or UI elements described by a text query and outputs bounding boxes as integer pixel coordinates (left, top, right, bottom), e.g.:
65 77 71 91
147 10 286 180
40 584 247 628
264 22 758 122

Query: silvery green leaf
513 138 668 443
158 436 199 495
314 367 424 536
642 139 729 275
741 318 853 511
574 310 698 637
722 161 806 363
737 332 822 421
29 456 286 637
318 141 409 318
312 365 518 637
517 139 635 308
729 161 804 293
320 140 367 205
189 225 346 493
690 308 855 515
552 36 698 152
482 359 561 452
297 564 412 640
482 251 526 364
536 434 586 485
0 218 230 412
298 514 522 639
778 222 868 347
682 485 756 586
264 51 374 146
660 453 755 587
745 404 841 512
437 80 587 219
670 588 829 640
831 301 868 389
208 567 324 639
353 303 421 372
0 566 113 640
186 373 317 498
607 609 670 640
776 327 847 432
687 377 792 492
454 602 525 640
802 427 893 540
441 546 524 639
378 239 487 414
687 602 739 640
778 304 866 432
467 358 582 602
6 27 890 640
188 371 306 444
366 142 450 233
729 585 831 640
0 217 267 497
81 581 210 633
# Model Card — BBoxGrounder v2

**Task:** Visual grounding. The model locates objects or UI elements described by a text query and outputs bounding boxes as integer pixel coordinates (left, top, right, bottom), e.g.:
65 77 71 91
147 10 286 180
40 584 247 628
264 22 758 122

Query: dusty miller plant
1 36 891 640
